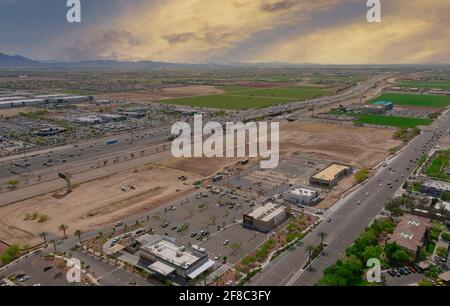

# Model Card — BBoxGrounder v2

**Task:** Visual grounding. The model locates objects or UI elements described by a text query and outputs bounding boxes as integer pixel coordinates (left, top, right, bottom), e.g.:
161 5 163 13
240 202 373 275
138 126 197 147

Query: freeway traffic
0 76 382 181
248 109 450 286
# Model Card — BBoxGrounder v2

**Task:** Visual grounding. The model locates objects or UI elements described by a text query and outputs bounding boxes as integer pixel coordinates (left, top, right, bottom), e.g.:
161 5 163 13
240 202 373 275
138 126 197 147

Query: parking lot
383 264 425 286
0 251 72 286
199 224 267 264
386 108 435 119
140 188 260 252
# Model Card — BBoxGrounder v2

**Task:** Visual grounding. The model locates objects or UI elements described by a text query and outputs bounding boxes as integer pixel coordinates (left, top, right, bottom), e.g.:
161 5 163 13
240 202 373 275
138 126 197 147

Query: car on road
171 226 178 231
161 222 169 228
223 240 230 245
190 232 197 238
135 230 145 236
357 200 361 205
18 275 30 282
327 218 332 222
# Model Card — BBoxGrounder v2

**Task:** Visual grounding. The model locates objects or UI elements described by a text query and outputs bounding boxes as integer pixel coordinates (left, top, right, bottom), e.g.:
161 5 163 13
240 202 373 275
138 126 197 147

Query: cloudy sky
0 0 449 64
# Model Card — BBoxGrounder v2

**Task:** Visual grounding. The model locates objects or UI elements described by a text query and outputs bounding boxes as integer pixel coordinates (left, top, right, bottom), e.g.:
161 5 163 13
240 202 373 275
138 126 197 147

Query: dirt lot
0 241 8 253
160 85 223 96
280 121 402 168
0 107 39 118
316 175 357 209
0 165 202 246
158 156 240 177
94 85 223 103
438 136 450 149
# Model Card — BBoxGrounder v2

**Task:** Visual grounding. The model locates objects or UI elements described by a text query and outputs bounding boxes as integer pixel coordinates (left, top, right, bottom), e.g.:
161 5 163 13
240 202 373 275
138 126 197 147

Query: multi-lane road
249 110 450 286
0 76 383 188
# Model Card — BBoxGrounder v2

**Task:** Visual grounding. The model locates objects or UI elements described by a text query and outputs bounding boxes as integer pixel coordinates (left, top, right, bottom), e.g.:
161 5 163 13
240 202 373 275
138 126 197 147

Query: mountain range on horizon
0 52 448 70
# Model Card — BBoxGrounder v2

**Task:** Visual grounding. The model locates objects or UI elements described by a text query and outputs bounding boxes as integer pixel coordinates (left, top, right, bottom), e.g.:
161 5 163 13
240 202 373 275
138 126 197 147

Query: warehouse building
0 94 92 109
372 100 394 111
139 235 215 280
243 202 290 233
358 104 386 114
283 185 321 206
310 163 351 187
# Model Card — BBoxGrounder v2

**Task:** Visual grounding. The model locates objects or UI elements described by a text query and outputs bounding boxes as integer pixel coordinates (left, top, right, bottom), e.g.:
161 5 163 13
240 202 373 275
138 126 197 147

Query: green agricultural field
354 114 432 128
311 75 367 83
160 94 288 110
426 150 450 180
223 86 331 99
399 80 450 91
370 93 450 108
162 86 332 110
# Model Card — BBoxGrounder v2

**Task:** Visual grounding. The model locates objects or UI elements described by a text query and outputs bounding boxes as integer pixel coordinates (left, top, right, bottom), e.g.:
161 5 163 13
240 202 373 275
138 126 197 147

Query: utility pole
58 172 72 193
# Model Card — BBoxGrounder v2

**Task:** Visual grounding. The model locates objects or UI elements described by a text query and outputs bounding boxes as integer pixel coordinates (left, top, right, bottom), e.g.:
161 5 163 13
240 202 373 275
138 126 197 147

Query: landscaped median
232 213 319 285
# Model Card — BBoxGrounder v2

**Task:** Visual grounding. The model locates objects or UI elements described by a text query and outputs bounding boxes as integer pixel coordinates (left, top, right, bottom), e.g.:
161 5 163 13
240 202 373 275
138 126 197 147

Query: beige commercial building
310 163 351 187
243 202 290 233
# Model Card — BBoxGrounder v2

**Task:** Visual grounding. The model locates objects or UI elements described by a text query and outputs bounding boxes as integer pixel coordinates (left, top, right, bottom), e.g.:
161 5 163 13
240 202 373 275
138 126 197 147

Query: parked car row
387 264 423 278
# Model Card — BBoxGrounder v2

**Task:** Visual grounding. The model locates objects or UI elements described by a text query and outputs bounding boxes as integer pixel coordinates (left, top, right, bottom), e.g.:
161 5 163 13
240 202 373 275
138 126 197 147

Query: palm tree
50 240 57 253
59 224 68 239
38 232 48 243
74 230 82 244
318 232 327 248
306 245 315 270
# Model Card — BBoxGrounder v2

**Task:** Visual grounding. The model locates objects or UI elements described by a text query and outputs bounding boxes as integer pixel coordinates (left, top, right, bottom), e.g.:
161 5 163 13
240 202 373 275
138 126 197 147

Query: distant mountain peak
0 52 40 67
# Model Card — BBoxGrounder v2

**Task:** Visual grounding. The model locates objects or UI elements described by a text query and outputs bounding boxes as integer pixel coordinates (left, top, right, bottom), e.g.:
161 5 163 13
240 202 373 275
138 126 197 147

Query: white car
223 240 230 245
18 275 30 282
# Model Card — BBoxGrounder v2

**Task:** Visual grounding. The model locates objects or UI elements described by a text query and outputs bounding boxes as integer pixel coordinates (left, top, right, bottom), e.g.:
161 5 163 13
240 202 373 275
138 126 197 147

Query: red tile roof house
388 215 431 257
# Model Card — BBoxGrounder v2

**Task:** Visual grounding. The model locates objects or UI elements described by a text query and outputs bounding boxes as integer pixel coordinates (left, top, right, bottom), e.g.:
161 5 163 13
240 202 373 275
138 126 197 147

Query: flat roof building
310 163 351 187
421 180 450 197
283 185 320 206
139 235 215 280
243 202 290 233
0 94 91 109
373 100 394 110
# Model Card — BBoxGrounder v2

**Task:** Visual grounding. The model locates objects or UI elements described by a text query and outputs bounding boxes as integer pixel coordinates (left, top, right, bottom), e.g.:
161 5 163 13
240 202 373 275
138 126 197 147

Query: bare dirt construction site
438 135 450 149
158 156 240 177
280 121 402 168
316 175 357 210
0 165 202 246
94 85 223 103
0 107 39 118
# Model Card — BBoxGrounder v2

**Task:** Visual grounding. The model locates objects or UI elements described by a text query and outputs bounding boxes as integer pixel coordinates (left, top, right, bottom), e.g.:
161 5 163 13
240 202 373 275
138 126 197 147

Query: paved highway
249 110 450 286
0 77 382 184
